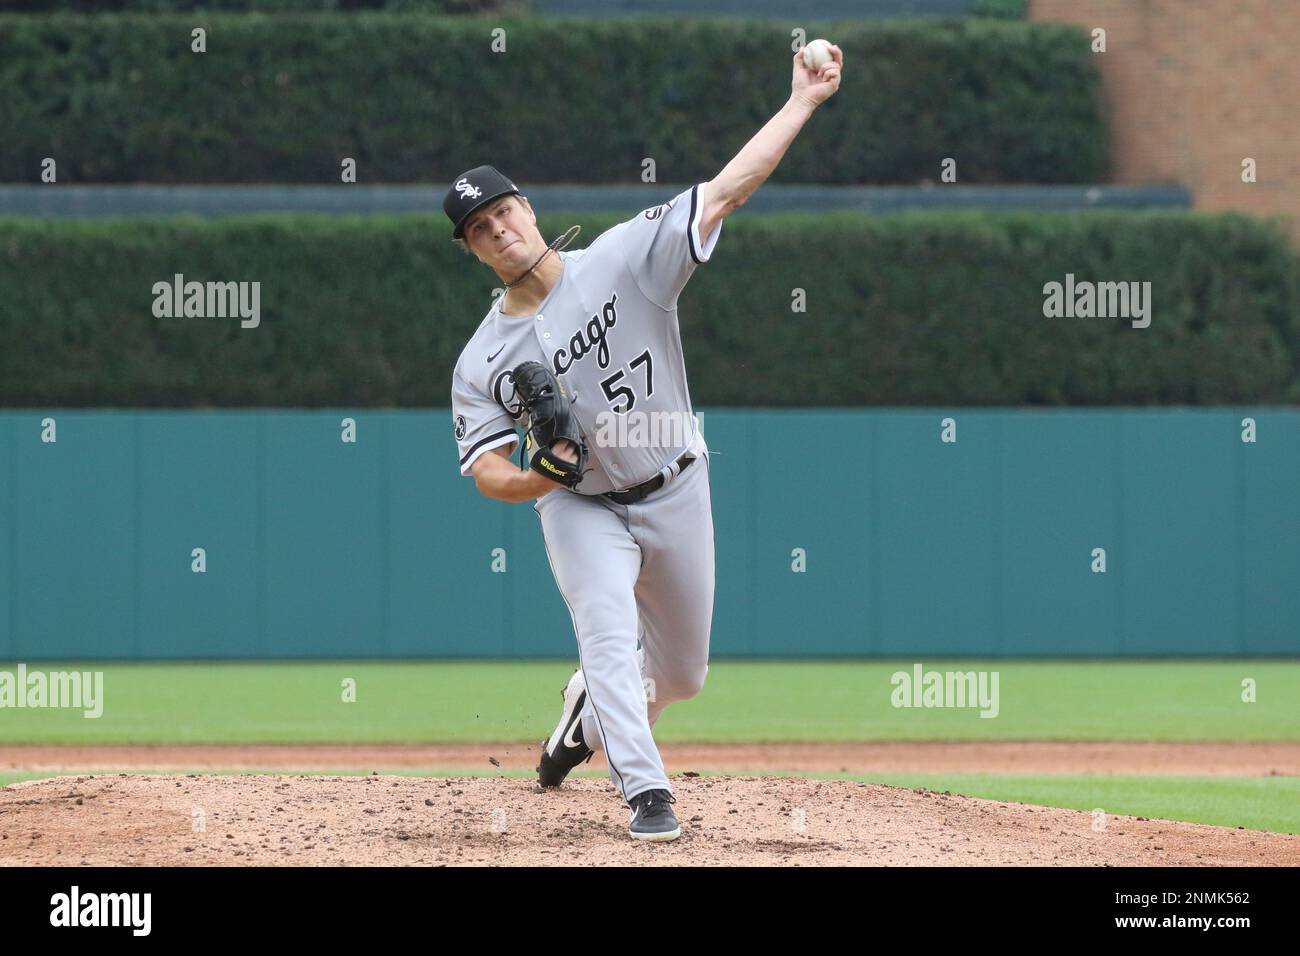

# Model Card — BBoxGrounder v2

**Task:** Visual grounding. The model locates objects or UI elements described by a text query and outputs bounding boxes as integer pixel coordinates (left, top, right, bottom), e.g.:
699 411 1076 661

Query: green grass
4 769 1295 836
0 660 1296 744
0 772 57 788
857 773 1300 835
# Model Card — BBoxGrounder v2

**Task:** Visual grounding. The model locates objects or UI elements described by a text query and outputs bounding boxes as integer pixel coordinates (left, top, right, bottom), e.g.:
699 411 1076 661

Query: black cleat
628 788 680 842
537 669 594 788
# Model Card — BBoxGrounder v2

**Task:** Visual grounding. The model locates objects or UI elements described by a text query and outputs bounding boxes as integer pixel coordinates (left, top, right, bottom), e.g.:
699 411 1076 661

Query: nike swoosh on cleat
562 717 583 751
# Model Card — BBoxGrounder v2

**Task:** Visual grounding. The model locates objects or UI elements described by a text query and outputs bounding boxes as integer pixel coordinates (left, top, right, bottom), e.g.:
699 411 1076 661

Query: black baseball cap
443 165 521 240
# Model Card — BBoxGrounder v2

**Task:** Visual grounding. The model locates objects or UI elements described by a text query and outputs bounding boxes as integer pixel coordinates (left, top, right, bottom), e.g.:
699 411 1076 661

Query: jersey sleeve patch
452 364 519 476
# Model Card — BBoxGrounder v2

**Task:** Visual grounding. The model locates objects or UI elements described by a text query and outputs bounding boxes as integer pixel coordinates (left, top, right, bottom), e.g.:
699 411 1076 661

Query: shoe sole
629 825 682 842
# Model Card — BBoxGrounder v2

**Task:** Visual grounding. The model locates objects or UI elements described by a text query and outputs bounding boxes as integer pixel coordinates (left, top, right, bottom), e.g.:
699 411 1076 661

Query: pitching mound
2 774 1297 866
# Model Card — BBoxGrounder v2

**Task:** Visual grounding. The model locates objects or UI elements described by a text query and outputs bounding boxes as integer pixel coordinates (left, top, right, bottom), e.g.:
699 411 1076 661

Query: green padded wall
1 409 1294 659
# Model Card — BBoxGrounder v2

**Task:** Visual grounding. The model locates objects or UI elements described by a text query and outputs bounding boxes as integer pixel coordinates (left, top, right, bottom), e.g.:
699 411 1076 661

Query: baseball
802 38 833 72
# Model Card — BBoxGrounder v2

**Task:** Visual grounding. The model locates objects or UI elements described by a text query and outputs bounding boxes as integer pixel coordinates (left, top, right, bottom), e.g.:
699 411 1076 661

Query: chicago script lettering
552 293 619 374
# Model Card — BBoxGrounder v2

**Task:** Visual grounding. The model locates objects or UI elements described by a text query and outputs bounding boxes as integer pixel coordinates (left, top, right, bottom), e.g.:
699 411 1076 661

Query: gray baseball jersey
451 182 722 494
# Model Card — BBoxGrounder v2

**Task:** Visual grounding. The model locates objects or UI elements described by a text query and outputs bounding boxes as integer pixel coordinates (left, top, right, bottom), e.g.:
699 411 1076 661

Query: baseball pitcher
447 42 843 841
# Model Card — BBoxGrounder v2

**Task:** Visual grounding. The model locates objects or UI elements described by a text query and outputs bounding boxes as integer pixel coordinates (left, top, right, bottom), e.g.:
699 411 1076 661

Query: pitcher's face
465 196 542 271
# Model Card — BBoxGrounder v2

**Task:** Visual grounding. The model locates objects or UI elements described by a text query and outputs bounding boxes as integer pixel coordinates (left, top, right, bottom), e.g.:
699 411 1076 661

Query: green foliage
1 1 521 12
972 0 1028 19
0 14 1105 184
0 210 1294 407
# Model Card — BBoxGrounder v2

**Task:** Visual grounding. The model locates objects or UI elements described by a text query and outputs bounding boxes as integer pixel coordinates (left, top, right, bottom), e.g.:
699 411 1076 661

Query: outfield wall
1 409 1295 659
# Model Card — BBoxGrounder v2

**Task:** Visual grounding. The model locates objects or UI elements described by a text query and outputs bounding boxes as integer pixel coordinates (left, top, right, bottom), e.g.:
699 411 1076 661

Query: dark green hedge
0 14 1107 184
1 1 519 11
971 0 1027 19
2 211 1296 407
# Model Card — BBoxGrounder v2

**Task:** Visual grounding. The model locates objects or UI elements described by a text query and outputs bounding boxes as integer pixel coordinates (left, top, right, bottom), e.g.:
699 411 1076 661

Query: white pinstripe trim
690 181 722 264
459 431 518 475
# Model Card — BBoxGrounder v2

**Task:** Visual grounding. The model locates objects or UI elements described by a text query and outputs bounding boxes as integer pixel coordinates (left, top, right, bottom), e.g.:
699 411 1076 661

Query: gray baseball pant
533 442 714 802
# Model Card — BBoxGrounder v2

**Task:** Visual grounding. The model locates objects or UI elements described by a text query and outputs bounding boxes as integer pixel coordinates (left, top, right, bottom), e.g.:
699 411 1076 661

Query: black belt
604 453 695 505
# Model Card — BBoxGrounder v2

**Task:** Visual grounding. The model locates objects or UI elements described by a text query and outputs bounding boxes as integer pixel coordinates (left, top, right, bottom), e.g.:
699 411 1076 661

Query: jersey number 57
600 348 654 414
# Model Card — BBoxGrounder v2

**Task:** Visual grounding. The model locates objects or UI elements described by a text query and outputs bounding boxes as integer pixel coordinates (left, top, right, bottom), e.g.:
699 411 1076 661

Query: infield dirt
2 772 1298 866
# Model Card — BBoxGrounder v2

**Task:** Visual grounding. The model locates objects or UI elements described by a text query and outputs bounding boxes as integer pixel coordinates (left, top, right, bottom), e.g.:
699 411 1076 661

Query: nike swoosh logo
563 717 583 751
487 345 505 362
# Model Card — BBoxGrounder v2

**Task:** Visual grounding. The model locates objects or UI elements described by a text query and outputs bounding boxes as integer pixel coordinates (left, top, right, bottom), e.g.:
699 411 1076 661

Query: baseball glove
512 361 589 489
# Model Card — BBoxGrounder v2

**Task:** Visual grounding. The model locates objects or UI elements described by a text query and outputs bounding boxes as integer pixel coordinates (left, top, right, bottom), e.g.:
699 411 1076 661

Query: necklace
504 225 582 289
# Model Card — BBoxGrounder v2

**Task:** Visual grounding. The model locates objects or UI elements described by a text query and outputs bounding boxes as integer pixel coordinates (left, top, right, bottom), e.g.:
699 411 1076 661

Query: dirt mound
2 774 1296 866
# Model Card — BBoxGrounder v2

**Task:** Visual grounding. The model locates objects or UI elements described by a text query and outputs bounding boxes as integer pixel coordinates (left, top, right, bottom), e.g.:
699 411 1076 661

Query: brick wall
1031 0 1300 237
